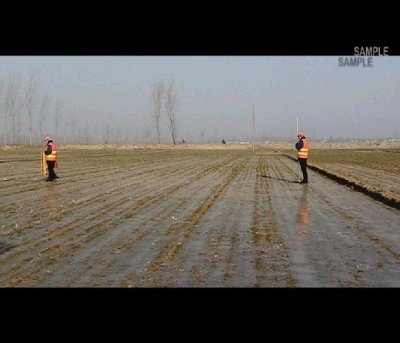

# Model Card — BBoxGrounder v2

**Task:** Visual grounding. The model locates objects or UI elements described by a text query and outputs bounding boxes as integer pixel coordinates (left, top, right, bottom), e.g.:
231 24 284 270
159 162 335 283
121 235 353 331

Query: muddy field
1 144 399 287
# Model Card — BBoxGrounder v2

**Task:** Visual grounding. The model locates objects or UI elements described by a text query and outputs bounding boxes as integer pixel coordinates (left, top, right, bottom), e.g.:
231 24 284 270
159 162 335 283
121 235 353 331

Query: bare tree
15 100 23 145
23 71 40 146
151 79 165 144
165 79 180 145
103 125 111 144
67 113 79 144
39 93 52 141
200 129 206 143
0 79 6 147
82 121 91 144
4 79 12 147
54 97 63 138
113 126 123 144
6 75 22 145
143 126 152 145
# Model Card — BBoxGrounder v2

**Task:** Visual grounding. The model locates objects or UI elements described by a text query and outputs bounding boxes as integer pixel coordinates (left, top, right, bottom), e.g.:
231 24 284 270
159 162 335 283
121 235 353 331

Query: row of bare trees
151 78 180 145
1 71 64 147
1 70 181 147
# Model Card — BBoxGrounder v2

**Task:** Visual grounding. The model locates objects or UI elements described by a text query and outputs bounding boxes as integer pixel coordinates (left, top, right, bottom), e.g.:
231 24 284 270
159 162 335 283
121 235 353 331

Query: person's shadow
261 175 299 183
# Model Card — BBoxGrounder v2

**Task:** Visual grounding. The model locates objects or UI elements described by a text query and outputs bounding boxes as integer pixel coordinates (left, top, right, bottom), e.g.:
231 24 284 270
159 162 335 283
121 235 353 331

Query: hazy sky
1 55 399 143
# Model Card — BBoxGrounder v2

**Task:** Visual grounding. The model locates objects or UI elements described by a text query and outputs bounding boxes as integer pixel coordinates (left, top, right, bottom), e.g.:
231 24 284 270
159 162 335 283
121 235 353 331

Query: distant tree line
0 71 60 147
1 70 181 147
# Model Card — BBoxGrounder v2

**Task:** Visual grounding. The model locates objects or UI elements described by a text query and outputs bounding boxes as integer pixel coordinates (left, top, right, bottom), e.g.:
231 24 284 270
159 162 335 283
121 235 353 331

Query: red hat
297 132 305 138
44 135 52 141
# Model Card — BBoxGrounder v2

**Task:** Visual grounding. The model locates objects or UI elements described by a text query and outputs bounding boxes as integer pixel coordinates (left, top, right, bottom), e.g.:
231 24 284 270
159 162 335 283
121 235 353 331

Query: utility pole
252 105 255 152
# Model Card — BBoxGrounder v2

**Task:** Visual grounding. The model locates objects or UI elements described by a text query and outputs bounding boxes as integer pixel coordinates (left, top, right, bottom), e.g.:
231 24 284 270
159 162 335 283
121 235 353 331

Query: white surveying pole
252 105 255 152
296 116 300 183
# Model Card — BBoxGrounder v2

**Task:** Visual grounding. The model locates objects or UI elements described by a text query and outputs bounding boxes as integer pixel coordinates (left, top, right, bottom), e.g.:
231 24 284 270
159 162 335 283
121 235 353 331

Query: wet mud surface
1 147 399 287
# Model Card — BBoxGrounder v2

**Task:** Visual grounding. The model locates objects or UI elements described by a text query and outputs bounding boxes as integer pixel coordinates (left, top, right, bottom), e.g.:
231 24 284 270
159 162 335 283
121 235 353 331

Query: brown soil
1 144 399 287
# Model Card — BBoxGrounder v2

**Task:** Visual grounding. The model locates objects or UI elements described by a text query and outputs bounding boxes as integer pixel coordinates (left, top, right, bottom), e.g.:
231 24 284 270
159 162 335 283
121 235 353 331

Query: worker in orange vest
44 135 59 182
295 131 309 184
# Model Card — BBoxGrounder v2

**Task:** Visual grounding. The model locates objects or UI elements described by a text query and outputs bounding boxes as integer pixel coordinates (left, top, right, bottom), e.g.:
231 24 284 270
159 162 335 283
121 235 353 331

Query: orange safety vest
45 142 58 162
297 138 309 159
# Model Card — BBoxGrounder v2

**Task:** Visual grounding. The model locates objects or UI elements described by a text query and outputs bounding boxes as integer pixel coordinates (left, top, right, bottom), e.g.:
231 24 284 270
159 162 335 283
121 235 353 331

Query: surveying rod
296 116 301 183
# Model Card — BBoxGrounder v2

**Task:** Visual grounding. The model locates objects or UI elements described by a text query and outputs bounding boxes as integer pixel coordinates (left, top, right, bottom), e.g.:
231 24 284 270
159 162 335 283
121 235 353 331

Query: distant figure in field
221 139 226 144
295 131 309 184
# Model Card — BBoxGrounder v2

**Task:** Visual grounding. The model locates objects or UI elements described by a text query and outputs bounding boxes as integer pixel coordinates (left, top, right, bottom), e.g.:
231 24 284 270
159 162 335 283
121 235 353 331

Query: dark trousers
298 158 308 181
46 161 58 181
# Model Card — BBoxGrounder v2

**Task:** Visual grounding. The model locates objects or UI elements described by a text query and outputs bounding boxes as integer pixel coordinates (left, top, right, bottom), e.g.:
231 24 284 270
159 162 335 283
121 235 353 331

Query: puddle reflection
297 185 309 236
